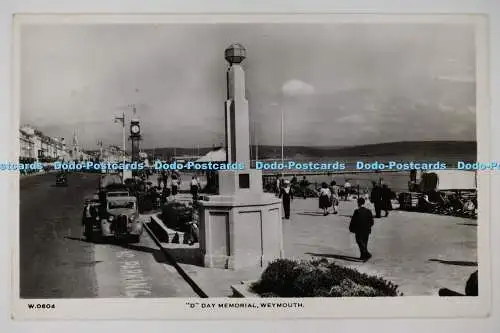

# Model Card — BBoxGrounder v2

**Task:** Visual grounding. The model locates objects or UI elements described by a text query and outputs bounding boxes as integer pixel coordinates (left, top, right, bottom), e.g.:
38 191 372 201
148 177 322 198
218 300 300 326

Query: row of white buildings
19 125 90 162
99 144 130 163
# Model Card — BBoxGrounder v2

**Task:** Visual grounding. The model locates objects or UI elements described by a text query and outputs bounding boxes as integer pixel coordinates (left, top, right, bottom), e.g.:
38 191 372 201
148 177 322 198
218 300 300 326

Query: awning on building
195 148 227 162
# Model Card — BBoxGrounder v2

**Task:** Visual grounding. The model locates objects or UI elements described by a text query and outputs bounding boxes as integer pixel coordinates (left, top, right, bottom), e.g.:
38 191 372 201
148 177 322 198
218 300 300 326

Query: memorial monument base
197 170 284 270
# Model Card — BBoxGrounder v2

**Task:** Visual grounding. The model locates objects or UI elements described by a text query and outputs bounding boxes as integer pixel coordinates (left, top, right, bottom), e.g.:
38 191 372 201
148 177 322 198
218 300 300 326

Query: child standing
318 182 332 216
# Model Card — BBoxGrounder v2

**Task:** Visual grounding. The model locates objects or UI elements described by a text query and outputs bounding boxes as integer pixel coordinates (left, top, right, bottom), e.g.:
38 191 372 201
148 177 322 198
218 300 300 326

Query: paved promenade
282 197 477 296
144 173 477 296
174 195 477 297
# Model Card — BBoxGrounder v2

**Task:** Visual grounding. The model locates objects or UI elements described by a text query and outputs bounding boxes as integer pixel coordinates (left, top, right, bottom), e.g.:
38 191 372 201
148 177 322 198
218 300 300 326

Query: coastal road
19 172 196 298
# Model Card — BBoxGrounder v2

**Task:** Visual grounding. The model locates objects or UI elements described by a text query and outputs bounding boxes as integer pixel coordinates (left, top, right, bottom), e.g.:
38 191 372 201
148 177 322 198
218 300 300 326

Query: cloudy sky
20 23 476 149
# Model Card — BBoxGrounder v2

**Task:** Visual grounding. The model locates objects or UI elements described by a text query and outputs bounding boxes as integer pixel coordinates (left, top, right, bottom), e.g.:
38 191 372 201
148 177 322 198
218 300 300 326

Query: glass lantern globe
225 43 246 64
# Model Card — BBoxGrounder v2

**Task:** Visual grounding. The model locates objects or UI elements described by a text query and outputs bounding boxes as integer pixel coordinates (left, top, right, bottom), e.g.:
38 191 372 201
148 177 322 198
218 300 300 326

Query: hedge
251 258 402 297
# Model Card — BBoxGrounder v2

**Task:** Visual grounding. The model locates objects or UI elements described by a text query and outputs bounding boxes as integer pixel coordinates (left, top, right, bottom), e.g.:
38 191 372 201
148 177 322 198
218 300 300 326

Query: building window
239 173 250 189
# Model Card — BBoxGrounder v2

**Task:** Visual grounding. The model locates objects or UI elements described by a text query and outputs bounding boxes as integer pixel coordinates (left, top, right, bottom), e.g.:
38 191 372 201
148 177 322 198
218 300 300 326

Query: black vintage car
55 172 68 186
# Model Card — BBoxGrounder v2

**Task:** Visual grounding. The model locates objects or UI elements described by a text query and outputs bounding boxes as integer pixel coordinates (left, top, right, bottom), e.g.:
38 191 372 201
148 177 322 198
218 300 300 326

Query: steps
149 214 186 244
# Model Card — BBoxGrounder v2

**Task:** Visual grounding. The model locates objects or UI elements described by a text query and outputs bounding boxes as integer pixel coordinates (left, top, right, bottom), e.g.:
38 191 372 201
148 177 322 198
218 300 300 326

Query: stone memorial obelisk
197 44 284 270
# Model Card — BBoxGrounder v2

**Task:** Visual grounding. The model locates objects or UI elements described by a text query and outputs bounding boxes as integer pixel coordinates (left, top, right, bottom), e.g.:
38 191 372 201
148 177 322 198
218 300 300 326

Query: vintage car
100 195 142 242
55 172 68 186
83 193 142 243
99 174 123 188
99 182 131 198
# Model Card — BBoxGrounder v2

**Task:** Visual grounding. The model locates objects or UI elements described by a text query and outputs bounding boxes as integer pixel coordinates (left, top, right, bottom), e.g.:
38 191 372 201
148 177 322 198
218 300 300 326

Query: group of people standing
274 175 310 219
156 171 202 202
369 181 395 218
318 181 340 216
274 175 360 219
273 174 395 263
349 181 395 261
155 171 184 206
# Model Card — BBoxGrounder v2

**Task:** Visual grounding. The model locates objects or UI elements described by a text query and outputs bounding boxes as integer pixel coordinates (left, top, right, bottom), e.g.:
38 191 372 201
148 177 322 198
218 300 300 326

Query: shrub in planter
251 259 301 297
292 261 332 297
251 258 401 297
329 279 379 297
327 263 400 296
160 202 193 231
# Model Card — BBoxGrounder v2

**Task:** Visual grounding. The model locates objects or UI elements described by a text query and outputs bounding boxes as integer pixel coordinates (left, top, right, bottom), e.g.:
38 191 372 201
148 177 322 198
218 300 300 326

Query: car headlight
108 216 114 222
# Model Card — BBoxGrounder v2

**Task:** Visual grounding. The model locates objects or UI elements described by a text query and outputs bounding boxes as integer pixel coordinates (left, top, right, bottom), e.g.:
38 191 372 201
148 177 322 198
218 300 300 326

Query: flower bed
251 258 402 297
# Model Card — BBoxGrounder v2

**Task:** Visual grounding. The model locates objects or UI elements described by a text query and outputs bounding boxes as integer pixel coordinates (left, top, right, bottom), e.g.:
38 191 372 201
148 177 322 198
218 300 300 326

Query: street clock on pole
130 121 140 136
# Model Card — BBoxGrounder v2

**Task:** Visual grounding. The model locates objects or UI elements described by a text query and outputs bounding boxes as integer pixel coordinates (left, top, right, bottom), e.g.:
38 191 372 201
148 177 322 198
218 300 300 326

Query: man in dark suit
370 181 383 218
349 197 375 261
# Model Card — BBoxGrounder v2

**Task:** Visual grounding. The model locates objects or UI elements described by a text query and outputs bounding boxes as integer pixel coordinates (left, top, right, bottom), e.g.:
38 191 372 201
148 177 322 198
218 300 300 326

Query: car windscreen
108 201 135 209
107 192 129 197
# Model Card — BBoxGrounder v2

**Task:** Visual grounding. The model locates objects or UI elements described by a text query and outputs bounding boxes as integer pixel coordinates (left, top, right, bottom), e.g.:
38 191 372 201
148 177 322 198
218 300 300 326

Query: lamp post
270 102 284 177
281 105 284 167
253 120 259 162
114 112 126 164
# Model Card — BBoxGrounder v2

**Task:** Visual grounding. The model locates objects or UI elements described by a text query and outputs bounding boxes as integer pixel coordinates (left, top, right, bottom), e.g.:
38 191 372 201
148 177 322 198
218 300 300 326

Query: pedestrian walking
329 180 340 214
157 173 163 188
160 186 170 206
349 197 374 261
318 182 332 216
381 183 393 217
275 175 281 197
190 175 199 201
161 171 168 187
299 175 309 199
343 179 351 200
171 173 180 197
279 180 293 219
370 181 383 218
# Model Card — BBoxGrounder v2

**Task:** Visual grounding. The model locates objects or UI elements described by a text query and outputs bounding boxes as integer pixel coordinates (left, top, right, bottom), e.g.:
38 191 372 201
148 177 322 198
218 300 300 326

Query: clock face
131 125 140 134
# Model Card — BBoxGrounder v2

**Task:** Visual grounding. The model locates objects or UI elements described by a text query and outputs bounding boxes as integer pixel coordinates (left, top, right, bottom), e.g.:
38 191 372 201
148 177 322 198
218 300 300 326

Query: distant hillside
252 141 475 159
142 147 217 159
142 141 476 161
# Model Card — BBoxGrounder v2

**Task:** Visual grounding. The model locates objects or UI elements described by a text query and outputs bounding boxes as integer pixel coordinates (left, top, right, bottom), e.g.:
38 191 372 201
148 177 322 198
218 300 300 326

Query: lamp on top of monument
225 43 246 64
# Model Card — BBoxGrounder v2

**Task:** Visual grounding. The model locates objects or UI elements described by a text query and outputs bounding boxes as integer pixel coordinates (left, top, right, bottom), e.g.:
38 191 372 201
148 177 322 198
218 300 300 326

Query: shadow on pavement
65 235 128 245
163 247 203 266
306 252 363 262
457 223 478 227
65 235 144 246
296 211 326 216
428 259 477 267
120 240 202 266
65 236 98 244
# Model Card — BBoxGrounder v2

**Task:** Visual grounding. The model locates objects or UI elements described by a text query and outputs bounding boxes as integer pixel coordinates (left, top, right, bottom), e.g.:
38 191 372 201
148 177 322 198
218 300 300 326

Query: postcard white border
10 13 491 320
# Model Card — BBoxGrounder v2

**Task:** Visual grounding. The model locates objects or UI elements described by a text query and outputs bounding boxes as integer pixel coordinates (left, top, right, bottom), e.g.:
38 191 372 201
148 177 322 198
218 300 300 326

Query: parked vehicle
83 192 143 243
102 196 142 242
55 172 68 186
99 174 122 189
